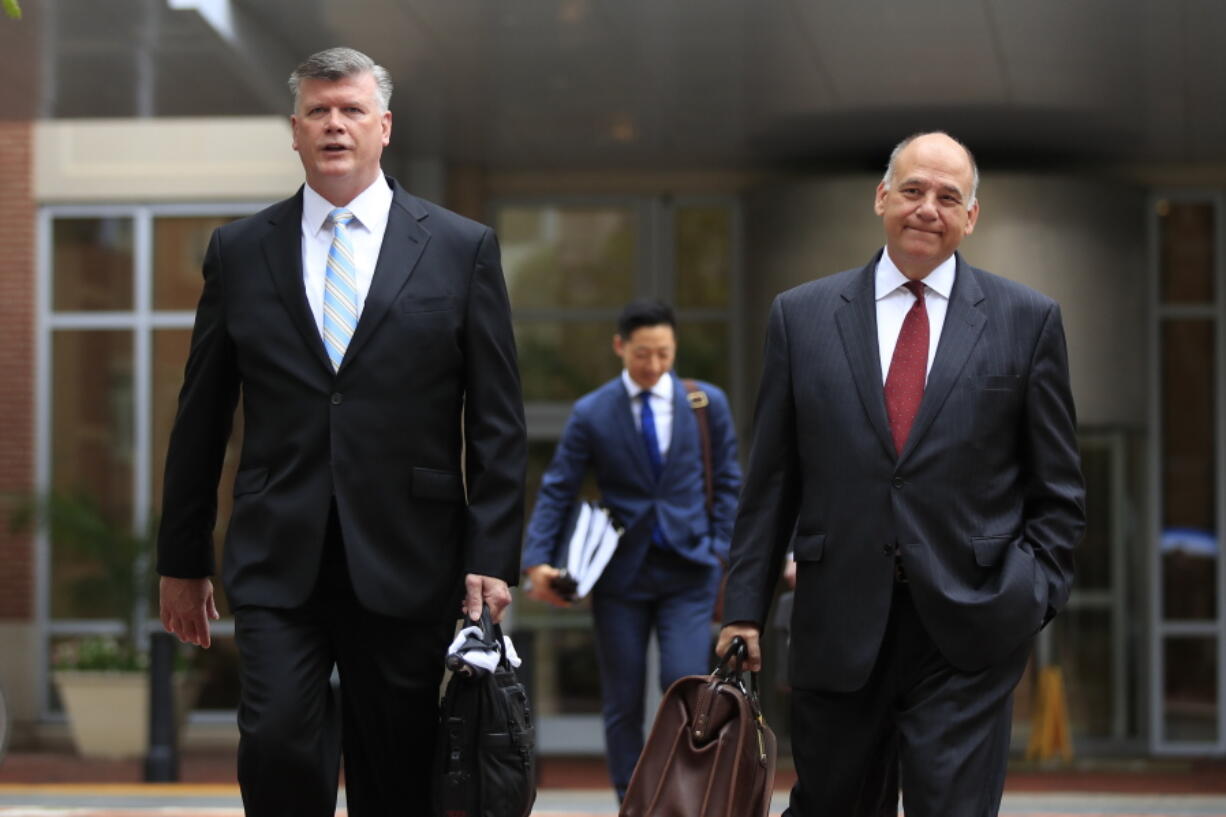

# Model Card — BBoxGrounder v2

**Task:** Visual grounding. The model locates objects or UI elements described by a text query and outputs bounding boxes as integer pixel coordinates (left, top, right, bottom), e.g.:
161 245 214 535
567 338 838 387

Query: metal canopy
12 0 1226 170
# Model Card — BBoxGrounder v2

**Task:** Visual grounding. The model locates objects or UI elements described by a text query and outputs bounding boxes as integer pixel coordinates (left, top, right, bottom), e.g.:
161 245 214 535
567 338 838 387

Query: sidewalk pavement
1 752 1224 816
0 788 1225 816
4 752 1226 791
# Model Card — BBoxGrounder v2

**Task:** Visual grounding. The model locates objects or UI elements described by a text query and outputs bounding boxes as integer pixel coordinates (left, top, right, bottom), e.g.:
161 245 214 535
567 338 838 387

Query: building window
1150 194 1225 753
38 205 262 719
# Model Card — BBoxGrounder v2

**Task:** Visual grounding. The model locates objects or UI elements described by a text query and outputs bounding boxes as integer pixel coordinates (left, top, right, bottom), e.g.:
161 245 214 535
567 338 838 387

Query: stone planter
53 670 198 759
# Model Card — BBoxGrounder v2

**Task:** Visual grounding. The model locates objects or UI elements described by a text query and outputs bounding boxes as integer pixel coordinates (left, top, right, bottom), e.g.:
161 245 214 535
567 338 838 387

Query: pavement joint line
1 790 1225 817
0 787 240 797
0 811 251 816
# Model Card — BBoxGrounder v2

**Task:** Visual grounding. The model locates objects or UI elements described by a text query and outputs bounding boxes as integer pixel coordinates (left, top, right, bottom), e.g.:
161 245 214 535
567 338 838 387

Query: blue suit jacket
521 372 741 596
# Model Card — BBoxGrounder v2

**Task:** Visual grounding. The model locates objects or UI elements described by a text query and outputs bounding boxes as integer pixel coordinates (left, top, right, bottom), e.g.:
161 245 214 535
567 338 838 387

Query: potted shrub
10 490 198 759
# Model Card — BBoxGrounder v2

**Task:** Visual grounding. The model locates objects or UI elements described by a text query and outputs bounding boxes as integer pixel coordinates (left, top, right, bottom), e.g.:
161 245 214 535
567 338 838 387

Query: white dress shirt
301 176 393 336
622 369 674 458
875 249 955 385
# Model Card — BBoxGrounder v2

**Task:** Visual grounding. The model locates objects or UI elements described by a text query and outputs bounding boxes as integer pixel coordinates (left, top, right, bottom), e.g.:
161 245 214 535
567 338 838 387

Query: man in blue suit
521 299 741 799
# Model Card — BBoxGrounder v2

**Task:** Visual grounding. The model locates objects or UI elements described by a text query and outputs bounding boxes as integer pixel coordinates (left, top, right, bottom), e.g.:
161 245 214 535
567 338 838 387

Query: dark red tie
884 280 929 455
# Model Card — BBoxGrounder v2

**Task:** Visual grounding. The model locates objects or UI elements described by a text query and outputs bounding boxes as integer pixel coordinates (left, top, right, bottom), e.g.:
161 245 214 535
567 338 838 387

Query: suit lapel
834 255 896 461
899 254 986 461
612 381 656 486
262 190 334 375
659 373 694 484
340 179 430 372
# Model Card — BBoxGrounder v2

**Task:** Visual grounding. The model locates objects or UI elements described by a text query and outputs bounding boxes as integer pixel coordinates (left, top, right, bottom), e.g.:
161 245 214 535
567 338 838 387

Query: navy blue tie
639 391 663 479
639 391 668 548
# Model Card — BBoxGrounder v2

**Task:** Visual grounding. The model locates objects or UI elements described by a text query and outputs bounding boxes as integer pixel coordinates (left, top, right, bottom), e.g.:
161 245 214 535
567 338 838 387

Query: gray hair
881 131 979 210
288 47 393 112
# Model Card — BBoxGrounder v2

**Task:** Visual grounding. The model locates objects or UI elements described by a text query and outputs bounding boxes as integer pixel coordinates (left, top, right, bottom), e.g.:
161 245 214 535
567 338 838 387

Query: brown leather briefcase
619 638 777 817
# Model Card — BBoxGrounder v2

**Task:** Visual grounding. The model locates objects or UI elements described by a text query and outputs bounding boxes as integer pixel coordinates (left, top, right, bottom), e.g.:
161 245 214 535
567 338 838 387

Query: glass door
494 196 741 753
1149 193 1225 754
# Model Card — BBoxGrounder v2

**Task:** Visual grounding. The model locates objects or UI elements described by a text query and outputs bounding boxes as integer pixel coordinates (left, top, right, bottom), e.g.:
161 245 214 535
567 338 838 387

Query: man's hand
159 576 219 649
715 623 762 672
464 573 512 623
783 558 797 590
522 564 570 608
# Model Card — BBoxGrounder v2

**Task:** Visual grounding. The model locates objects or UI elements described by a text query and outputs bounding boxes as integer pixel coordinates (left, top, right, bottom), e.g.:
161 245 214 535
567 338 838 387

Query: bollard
144 631 179 782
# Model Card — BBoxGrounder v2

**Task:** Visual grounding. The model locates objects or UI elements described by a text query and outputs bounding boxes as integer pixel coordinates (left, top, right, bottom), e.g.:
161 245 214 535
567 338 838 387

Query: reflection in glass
190 636 242 711
1162 546 1217 622
1051 608 1114 738
1158 201 1215 304
522 625 602 716
1163 637 1219 742
1076 441 1113 591
676 321 730 388
52 218 133 311
675 205 731 309
150 330 192 518
50 330 134 618
151 330 242 616
523 441 556 524
154 216 237 310
499 206 636 310
1160 320 1217 620
515 321 621 402
1012 654 1037 739
524 440 600 524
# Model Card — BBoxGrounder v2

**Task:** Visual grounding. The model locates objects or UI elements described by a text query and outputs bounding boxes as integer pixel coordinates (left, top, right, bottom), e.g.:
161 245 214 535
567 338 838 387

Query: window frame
1147 190 1226 754
36 202 266 721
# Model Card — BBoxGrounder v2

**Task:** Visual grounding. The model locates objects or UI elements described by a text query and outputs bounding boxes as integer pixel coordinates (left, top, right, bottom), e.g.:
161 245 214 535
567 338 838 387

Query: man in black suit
156 47 526 816
717 132 1085 816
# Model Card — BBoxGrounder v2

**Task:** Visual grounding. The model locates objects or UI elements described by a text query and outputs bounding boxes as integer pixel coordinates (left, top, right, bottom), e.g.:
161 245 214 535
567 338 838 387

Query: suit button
331 393 343 405
892 477 904 489
882 543 894 556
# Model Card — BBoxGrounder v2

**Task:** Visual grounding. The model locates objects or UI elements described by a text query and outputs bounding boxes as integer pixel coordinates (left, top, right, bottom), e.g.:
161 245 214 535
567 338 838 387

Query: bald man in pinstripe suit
717 132 1085 817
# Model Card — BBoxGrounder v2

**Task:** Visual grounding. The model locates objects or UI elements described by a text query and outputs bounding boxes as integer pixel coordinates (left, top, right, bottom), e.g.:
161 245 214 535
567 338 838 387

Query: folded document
552 501 622 601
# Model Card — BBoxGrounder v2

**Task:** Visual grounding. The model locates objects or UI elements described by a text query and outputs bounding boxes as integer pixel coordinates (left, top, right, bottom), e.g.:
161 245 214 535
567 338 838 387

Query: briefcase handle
713 636 762 703
447 605 513 675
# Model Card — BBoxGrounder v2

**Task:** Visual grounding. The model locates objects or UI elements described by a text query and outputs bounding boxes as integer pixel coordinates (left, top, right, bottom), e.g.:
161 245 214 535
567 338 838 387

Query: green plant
9 489 156 670
53 634 147 672
3 1 21 20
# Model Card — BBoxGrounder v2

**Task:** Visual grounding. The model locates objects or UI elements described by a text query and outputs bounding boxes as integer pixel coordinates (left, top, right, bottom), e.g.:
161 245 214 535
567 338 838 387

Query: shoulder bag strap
682 378 715 517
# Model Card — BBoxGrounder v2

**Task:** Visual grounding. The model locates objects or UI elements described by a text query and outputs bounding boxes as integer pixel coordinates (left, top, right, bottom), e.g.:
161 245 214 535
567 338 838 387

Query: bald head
873 131 981 279
882 132 979 210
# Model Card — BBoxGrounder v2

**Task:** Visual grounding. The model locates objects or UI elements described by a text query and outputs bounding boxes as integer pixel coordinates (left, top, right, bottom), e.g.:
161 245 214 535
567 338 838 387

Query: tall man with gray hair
156 47 526 815
718 132 1085 816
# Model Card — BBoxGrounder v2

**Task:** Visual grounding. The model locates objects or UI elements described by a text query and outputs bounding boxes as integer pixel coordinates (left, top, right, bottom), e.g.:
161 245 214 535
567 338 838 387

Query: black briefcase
433 607 536 817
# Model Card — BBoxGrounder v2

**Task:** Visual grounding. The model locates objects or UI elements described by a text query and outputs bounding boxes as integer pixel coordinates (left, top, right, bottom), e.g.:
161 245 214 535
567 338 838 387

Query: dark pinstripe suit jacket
723 251 1085 692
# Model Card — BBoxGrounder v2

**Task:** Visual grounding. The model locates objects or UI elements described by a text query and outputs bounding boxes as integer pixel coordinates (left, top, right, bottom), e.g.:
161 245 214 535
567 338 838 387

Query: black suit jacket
156 176 527 620
723 251 1085 691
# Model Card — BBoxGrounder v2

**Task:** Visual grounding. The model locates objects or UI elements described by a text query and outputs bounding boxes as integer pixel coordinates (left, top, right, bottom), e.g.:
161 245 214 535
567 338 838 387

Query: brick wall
0 120 35 620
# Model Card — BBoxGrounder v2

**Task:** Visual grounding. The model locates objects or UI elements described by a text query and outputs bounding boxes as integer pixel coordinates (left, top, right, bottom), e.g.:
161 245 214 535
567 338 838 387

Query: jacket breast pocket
792 532 825 562
399 294 453 314
977 374 1020 392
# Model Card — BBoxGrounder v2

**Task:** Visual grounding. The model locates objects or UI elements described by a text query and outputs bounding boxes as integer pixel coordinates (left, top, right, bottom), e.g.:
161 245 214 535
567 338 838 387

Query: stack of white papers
562 501 623 599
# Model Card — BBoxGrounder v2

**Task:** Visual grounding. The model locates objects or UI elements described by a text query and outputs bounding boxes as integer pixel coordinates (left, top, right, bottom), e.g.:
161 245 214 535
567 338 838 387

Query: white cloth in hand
446 625 523 674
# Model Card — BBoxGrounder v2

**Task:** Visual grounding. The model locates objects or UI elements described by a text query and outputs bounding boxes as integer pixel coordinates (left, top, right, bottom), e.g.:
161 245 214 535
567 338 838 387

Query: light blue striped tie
322 208 358 372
